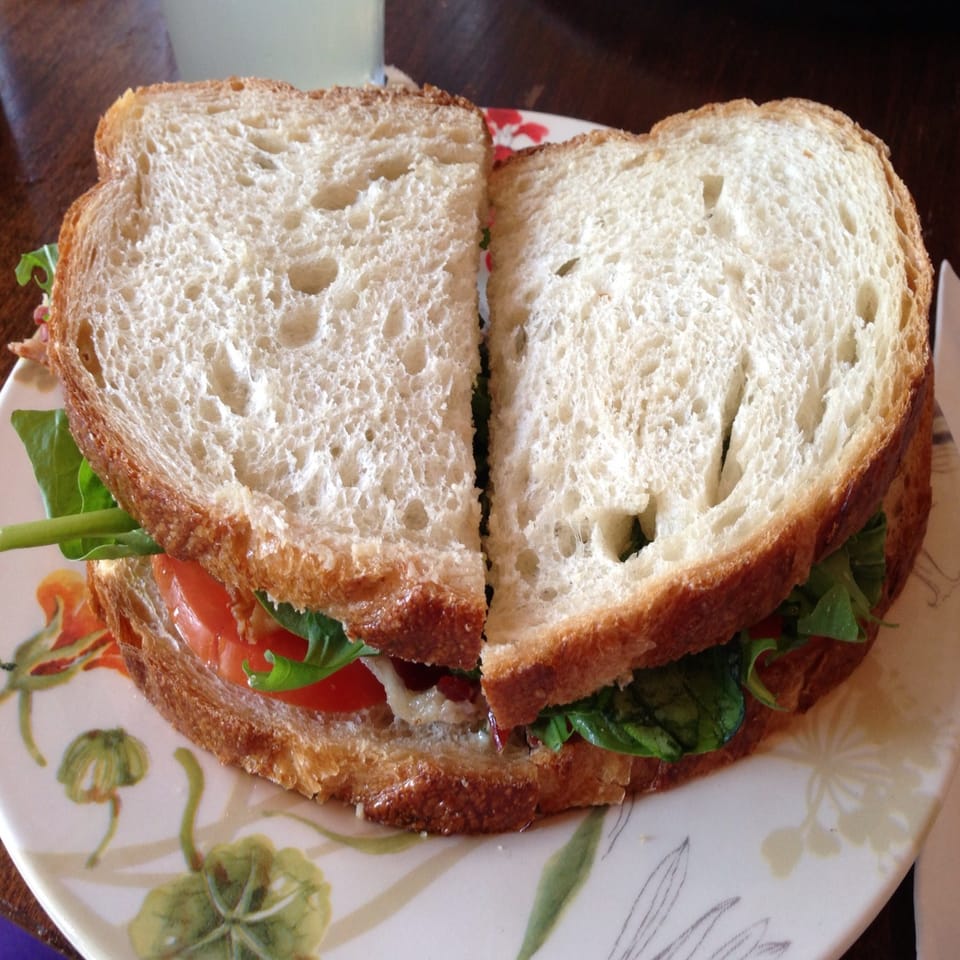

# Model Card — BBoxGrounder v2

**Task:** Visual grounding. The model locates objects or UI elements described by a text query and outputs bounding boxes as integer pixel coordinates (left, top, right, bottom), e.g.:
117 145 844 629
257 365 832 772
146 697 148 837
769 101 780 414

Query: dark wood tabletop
1 0 956 956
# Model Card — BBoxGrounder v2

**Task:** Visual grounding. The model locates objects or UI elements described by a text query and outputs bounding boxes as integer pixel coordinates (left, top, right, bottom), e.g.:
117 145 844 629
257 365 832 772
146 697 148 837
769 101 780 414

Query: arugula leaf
16 244 58 296
244 596 377 693
528 643 745 761
1 409 161 559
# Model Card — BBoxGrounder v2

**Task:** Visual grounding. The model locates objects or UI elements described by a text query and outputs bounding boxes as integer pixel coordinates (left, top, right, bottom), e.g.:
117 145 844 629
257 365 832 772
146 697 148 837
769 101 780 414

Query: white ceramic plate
2 111 960 960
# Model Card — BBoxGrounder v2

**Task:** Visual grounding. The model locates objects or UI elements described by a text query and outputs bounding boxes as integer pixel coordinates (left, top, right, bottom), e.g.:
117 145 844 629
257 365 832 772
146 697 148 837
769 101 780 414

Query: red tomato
151 555 385 712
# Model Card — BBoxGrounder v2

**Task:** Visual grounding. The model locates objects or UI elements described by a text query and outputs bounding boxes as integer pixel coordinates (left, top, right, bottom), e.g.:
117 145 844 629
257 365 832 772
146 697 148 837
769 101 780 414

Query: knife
932 259 960 438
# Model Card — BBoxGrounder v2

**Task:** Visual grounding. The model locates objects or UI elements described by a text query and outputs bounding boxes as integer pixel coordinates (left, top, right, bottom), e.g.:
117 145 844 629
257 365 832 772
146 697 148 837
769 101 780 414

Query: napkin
914 260 960 960
0 916 70 959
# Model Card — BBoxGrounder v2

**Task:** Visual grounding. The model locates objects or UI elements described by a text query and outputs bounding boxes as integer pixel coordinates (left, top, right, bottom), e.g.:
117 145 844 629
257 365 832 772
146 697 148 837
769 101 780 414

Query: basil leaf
15 244 58 296
244 596 377 693
529 643 745 762
1 409 161 559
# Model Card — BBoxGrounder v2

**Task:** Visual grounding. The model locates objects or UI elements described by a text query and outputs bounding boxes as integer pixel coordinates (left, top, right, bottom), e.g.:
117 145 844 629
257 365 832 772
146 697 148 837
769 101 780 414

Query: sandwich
3 85 933 834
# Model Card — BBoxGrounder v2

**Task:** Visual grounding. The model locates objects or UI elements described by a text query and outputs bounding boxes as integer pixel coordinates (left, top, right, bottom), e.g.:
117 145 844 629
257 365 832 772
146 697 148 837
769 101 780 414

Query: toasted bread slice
482 99 932 727
49 80 492 668
86 380 931 834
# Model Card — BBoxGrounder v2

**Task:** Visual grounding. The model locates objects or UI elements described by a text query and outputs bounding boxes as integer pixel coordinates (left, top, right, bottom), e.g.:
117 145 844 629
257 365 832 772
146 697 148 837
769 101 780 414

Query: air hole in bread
554 258 579 278
311 183 359 211
837 328 858 365
236 173 255 188
119 212 144 243
184 281 202 302
282 210 302 230
249 131 286 155
618 153 648 174
252 153 277 172
516 548 539 578
839 201 858 235
373 157 412 182
402 499 429 531
401 337 427 375
446 127 474 146
381 303 404 339
700 174 724 215
599 511 654 562
338 454 360 488
796 375 827 443
555 522 579 559
513 326 527 359
899 291 913 331
714 361 747 503
856 281 879 324
288 258 338 296
278 305 320 348
208 355 251 417
76 319 104 387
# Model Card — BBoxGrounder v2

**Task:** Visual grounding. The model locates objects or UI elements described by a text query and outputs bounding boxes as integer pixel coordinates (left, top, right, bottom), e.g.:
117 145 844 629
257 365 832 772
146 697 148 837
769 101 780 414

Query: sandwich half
11 91 933 834
482 99 933 730
50 79 492 669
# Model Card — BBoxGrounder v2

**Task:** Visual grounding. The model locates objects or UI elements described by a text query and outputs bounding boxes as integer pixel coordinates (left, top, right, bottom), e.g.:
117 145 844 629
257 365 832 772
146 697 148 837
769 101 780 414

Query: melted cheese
363 657 485 726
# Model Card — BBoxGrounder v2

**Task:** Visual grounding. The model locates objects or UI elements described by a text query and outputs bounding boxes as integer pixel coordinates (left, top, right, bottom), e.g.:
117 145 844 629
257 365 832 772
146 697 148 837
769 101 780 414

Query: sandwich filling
0 389 888 764
2 243 892 764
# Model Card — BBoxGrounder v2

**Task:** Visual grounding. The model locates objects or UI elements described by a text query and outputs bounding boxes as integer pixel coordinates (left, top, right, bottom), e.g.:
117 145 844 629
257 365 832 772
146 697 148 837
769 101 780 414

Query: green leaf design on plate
270 809 424 855
515 807 605 960
57 727 148 867
129 835 331 960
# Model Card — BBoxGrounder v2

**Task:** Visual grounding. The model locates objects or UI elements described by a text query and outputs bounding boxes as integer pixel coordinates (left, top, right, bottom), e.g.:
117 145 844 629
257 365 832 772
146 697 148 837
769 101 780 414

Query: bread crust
86 386 930 833
50 79 491 669
482 97 934 728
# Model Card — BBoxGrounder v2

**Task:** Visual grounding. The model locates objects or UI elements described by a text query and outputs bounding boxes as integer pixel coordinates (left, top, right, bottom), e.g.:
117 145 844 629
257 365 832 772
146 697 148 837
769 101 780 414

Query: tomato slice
151 555 385 712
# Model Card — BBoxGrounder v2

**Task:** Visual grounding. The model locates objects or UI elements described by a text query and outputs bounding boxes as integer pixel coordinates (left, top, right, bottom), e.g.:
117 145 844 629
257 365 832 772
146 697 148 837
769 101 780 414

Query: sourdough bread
87 378 931 834
482 99 932 727
49 80 492 667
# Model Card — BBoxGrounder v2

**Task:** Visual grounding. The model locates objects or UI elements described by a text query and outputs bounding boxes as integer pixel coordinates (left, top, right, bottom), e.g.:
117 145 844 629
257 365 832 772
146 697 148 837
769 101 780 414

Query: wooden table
1 0 955 955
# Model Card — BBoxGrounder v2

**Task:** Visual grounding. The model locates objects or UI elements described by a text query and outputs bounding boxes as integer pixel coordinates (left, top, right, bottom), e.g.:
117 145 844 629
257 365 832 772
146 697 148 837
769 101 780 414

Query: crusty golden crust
481 97 934 729
85 390 930 833
50 78 490 670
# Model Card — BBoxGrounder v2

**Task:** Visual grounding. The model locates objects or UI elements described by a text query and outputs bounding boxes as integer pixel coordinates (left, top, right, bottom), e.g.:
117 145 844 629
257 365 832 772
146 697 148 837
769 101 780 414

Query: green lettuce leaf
528 643 745 761
740 510 887 706
0 409 161 559
532 511 888 758
244 597 377 693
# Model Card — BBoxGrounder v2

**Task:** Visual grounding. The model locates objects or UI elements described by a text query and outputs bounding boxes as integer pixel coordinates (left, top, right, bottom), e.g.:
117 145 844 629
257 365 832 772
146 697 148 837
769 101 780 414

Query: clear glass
161 0 385 90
